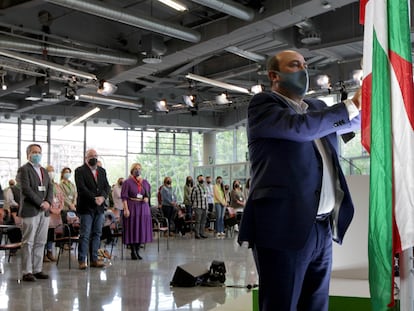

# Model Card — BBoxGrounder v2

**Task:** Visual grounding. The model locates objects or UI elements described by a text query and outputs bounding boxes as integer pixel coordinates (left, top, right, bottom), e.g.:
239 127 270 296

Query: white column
399 247 414 311
203 132 216 165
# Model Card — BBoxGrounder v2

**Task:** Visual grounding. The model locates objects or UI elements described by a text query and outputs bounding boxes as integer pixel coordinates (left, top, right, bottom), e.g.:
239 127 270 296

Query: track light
0 70 7 91
216 92 232 105
186 73 251 94
155 99 169 112
316 75 330 89
352 70 363 86
250 84 263 94
60 107 100 130
183 94 196 107
157 0 187 11
97 80 118 96
65 86 78 100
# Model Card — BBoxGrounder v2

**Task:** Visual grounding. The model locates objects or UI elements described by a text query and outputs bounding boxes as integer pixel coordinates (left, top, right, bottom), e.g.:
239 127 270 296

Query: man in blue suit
238 50 361 311
75 149 111 269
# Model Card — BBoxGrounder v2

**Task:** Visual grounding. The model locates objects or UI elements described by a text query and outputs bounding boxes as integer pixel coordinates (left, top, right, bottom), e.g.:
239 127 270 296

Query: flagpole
399 247 414 311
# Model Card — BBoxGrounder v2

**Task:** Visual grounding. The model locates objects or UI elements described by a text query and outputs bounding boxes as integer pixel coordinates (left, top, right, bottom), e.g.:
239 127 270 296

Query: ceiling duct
190 0 255 21
0 49 97 81
45 0 201 43
0 35 138 66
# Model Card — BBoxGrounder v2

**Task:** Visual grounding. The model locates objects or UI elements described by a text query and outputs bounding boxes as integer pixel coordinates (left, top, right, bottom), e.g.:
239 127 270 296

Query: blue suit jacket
75 164 111 215
238 92 357 250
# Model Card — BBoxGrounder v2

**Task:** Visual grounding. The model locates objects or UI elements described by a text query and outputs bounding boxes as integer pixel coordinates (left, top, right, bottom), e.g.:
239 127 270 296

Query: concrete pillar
203 132 216 165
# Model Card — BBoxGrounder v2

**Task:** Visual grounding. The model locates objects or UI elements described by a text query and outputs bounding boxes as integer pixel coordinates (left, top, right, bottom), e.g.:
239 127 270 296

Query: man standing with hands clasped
238 50 361 311
75 149 111 270
18 143 53 282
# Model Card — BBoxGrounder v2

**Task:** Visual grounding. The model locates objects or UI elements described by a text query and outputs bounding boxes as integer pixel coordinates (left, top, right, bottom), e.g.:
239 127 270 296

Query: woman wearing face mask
59 167 77 221
229 180 245 232
44 165 64 262
59 167 80 241
112 177 124 219
183 176 194 220
121 163 152 260
213 176 227 237
161 176 177 235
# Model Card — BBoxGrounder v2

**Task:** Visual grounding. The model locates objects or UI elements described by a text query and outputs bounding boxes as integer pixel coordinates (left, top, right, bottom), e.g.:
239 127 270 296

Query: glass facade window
0 103 369 191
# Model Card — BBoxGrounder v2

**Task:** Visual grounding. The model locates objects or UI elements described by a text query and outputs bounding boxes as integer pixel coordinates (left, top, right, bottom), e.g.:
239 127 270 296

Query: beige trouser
21 212 50 275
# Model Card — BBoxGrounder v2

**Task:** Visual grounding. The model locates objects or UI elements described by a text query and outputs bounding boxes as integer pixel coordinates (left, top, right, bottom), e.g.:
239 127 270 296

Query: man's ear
268 71 279 84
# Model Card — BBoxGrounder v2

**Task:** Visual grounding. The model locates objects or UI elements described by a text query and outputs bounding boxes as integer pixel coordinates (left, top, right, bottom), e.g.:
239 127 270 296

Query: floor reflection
0 235 257 310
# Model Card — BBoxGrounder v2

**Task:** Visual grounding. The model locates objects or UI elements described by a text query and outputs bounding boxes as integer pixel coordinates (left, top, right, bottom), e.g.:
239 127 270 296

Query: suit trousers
253 219 332 311
194 208 207 237
78 212 104 263
21 211 50 274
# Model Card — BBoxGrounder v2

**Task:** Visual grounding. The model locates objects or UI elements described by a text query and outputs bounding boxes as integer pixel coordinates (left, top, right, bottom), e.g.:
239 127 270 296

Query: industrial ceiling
0 0 367 131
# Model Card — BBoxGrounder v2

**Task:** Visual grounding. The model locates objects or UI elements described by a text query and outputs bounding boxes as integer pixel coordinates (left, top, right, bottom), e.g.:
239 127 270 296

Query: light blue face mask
31 154 42 165
276 69 309 97
64 173 71 179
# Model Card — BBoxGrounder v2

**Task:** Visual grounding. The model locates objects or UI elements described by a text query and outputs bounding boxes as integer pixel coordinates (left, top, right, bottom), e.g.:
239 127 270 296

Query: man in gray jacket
17 143 53 282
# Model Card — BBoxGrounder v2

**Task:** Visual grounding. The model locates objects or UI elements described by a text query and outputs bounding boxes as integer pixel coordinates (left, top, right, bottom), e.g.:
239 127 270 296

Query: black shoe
131 251 138 260
22 273 36 282
200 235 208 239
195 235 201 239
134 244 143 260
34 272 49 279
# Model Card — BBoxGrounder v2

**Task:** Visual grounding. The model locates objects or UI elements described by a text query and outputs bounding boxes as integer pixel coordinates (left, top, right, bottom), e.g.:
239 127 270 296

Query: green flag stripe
388 0 411 61
368 29 394 311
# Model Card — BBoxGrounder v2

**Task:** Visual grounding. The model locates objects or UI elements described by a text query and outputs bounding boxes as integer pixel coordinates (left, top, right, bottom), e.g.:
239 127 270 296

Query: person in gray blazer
17 143 53 282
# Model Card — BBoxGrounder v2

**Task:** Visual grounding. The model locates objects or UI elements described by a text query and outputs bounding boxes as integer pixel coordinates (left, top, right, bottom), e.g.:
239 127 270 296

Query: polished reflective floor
0 232 258 311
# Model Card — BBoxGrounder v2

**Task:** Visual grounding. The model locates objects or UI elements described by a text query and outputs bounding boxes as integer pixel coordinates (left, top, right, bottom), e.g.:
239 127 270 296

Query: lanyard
132 176 142 193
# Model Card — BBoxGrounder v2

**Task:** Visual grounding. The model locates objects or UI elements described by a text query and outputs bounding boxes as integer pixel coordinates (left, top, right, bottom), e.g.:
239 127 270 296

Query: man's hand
40 201 51 211
352 88 362 110
95 196 105 206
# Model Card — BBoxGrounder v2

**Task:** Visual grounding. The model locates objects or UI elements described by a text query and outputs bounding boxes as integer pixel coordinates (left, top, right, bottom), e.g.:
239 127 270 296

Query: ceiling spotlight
352 70 363 86
216 93 231 105
183 94 196 107
0 70 7 91
316 75 330 88
250 84 264 94
65 86 78 100
155 99 169 112
97 80 118 96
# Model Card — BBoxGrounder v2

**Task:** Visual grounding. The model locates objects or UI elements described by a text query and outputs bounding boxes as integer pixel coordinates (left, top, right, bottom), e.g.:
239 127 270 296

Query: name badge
38 185 46 191
136 194 143 199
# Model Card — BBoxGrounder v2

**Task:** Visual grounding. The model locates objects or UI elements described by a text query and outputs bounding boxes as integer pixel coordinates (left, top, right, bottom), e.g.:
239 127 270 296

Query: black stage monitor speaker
171 263 209 287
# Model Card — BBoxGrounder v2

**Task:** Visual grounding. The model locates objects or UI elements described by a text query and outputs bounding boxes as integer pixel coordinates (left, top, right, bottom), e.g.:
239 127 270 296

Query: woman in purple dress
121 163 153 260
